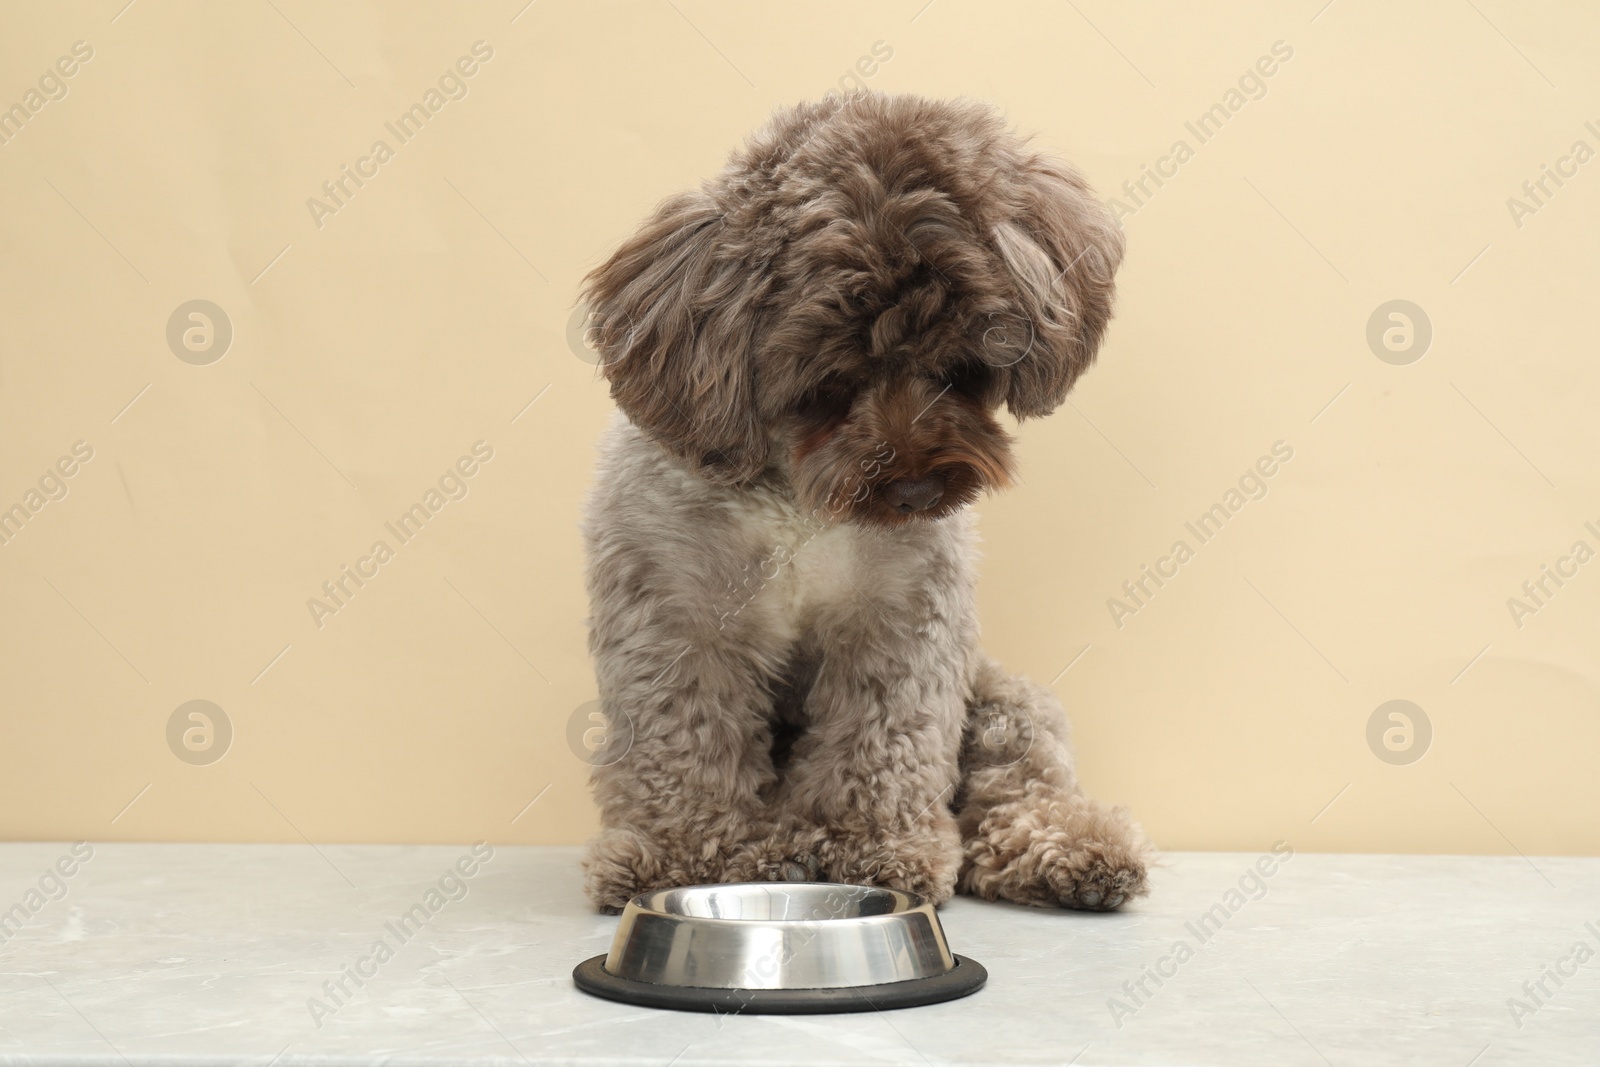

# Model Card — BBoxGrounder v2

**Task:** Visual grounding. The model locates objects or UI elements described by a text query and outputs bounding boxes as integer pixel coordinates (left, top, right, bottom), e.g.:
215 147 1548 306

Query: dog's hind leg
955 653 1152 910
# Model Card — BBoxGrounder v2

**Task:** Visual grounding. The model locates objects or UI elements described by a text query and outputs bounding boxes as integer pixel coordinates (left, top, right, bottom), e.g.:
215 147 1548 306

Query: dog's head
580 93 1124 526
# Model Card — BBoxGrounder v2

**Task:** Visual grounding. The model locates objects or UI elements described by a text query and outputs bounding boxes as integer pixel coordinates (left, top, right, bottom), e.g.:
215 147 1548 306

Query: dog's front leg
582 620 794 911
956 653 1151 910
773 598 969 904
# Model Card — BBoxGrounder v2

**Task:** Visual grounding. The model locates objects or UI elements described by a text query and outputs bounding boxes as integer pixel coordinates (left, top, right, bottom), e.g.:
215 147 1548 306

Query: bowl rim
622 881 931 925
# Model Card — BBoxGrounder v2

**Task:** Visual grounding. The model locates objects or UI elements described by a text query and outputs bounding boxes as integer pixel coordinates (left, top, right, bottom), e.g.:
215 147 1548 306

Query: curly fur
578 93 1151 913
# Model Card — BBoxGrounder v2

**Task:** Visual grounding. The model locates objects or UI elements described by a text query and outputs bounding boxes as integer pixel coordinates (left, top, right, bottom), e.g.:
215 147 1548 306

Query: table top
0 842 1594 1065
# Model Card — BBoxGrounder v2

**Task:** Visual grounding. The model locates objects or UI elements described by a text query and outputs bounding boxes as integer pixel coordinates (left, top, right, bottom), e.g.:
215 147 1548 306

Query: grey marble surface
0 843 1595 1065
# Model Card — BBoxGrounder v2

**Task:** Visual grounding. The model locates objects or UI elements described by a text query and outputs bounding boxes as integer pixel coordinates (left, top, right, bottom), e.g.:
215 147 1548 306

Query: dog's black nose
885 475 944 514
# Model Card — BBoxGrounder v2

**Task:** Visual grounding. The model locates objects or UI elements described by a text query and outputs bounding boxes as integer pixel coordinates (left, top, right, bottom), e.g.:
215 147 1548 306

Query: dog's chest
722 494 865 640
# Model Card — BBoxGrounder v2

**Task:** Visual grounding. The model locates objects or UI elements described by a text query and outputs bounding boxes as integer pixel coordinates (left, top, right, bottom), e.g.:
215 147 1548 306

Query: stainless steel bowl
573 882 986 1013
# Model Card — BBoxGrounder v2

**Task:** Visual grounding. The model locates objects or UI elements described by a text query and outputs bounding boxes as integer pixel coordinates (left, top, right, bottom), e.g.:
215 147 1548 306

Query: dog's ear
990 160 1125 419
579 190 767 483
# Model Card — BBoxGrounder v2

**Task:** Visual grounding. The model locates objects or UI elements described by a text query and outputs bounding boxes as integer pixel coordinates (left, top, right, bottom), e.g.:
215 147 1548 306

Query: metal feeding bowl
573 882 987 1013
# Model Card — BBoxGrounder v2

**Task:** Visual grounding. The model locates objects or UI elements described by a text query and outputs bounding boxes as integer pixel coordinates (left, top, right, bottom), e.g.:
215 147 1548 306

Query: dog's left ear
579 189 768 484
991 160 1125 419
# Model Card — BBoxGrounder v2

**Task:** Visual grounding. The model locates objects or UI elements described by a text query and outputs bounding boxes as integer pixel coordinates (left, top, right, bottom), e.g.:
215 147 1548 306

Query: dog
577 92 1150 913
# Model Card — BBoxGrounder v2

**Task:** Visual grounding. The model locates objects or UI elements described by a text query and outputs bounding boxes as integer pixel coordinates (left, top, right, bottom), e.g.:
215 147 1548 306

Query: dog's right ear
991 159 1126 420
578 190 768 484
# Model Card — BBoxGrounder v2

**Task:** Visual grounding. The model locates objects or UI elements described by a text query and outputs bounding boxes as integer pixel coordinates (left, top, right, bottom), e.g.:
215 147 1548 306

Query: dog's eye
796 377 853 420
943 362 992 398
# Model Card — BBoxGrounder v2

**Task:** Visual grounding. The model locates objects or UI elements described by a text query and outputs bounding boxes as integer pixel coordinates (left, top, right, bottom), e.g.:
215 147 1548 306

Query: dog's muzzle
884 474 945 514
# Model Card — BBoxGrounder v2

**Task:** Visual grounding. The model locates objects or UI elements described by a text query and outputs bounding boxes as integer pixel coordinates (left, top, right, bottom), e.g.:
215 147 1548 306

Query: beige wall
2 0 1595 856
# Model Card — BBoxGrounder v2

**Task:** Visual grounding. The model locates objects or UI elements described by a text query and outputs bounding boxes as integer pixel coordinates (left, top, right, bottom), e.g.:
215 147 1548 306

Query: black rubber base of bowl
573 954 987 1014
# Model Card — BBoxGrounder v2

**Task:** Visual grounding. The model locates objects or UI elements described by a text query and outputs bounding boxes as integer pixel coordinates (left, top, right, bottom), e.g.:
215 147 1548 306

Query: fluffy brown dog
578 93 1150 913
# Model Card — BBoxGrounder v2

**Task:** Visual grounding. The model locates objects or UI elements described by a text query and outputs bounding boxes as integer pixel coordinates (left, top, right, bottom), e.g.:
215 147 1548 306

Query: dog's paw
959 795 1152 911
728 834 825 884
775 853 825 882
818 813 963 904
582 828 666 913
1038 834 1149 911
582 825 809 911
